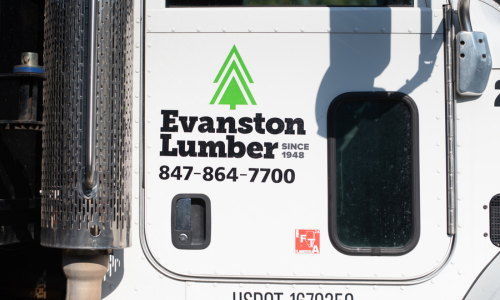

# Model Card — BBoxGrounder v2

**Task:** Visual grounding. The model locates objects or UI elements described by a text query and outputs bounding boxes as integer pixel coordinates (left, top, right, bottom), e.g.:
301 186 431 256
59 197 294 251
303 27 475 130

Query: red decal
295 229 320 254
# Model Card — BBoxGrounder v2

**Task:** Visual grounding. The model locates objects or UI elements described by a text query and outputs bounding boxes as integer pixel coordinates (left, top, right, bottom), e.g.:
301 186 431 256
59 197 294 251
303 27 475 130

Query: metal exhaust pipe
42 0 133 298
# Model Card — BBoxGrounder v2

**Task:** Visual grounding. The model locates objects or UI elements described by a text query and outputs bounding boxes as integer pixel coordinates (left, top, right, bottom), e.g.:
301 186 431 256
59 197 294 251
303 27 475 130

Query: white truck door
142 0 451 284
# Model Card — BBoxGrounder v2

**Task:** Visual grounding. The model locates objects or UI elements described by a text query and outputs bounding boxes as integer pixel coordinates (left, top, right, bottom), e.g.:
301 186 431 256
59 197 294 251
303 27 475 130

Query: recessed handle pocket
171 194 211 249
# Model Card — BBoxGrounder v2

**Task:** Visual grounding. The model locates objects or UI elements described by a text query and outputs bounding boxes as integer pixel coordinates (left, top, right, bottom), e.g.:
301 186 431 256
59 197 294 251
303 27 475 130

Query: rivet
408 28 413 33
135 94 139 98
327 28 331 32
159 275 163 279
434 13 438 17
135 69 140 73
134 287 139 291
240 271 244 275
437 169 440 173
438 223 441 227
148 44 152 48
148 13 152 17
187 282 192 286
157 256 161 261
458 223 463 228
431 280 435 284
319 285 323 289
484 232 488 237
135 118 139 123
435 36 440 40
214 270 218 274
457 115 461 120
373 285 377 290
197 28 201 32
147 196 151 199
484 205 488 209
458 195 462 201
374 272 379 277
222 28 227 32
134 169 139 174
171 28 176 32
437 196 441 200
213 283 218 287
147 119 152 123
134 220 138 225
400 286 405 290
402 273 406 277
265 284 270 288
345 285 350 290
435 63 439 67
148 222 151 225
135 144 139 148
136 18 140 23
148 94 152 98
292 284 297 289
267 271 271 275
147 170 151 174
110 285 115 290
436 90 439 93
274 28 279 32
134 195 139 199
135 44 140 48
458 270 463 275
451 261 455 265
300 28 305 32
436 258 441 263
148 144 152 148
458 169 462 174
347 272 351 276
147 28 152 32
141 257 145 260
248 27 253 32
188 270 193 274
147 69 151 73
320 272 325 276
354 28 359 33
239 283 244 288
381 28 386 33
436 116 440 120
457 142 461 147
293 271 298 275
437 142 440 146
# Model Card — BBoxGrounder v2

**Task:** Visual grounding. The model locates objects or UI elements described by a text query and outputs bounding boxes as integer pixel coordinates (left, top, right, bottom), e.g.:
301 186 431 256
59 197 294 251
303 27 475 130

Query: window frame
327 91 420 256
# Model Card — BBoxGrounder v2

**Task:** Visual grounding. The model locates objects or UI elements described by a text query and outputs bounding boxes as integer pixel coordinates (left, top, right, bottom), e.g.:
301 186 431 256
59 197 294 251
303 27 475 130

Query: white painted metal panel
100 0 500 299
143 25 450 280
146 7 443 34
471 0 500 69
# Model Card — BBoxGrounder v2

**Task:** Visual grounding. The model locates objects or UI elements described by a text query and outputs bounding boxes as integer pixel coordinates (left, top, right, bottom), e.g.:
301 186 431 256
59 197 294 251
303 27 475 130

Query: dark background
0 0 66 299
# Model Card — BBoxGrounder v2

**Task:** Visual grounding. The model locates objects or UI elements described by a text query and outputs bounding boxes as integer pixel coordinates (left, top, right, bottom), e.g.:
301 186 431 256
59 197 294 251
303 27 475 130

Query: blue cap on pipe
13 66 45 74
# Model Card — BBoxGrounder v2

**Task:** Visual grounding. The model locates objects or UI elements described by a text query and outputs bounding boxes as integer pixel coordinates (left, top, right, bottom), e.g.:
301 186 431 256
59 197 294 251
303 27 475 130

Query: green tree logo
210 45 257 110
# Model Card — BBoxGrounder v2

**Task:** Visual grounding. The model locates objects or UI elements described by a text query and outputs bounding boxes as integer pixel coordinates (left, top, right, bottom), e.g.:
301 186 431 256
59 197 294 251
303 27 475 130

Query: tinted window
328 92 419 255
166 0 412 6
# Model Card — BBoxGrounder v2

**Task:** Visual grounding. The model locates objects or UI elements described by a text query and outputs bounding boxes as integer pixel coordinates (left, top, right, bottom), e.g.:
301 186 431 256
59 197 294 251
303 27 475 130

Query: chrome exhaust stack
42 0 133 298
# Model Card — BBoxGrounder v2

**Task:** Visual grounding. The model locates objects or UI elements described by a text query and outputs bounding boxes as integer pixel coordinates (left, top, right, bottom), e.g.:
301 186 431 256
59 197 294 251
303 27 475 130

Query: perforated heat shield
41 0 133 249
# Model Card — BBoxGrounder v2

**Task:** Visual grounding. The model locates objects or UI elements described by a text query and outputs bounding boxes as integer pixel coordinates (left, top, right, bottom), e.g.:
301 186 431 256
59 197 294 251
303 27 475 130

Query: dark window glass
328 92 419 255
166 0 412 7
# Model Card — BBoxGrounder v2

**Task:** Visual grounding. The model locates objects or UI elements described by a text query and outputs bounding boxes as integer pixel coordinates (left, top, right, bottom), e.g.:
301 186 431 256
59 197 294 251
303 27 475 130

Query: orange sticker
295 229 320 254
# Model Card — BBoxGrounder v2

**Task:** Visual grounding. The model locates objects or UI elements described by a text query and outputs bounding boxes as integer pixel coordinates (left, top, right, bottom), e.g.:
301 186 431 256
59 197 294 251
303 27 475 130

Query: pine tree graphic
210 45 256 110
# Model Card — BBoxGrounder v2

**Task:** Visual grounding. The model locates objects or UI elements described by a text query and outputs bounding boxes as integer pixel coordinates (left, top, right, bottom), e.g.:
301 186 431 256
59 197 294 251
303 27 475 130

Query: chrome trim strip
444 4 457 236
